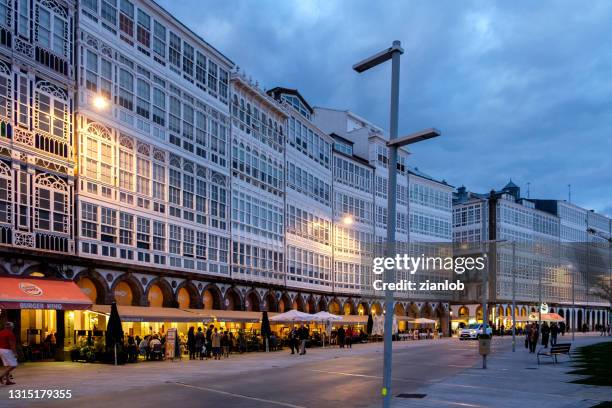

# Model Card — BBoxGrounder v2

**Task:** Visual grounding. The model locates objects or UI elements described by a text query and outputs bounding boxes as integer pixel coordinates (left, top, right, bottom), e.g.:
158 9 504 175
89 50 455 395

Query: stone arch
279 293 292 312
393 303 405 316
437 306 450 336
407 303 419 318
224 287 243 311
111 275 145 306
306 295 316 314
371 302 383 316
202 284 222 310
328 298 341 315
74 269 108 304
263 291 278 312
476 305 483 321
505 306 512 316
343 299 356 315
422 303 434 319
357 302 369 316
244 289 261 312
558 309 564 317
145 278 175 308
175 281 201 309
577 309 583 328
521 306 528 316
458 306 469 318
317 297 328 313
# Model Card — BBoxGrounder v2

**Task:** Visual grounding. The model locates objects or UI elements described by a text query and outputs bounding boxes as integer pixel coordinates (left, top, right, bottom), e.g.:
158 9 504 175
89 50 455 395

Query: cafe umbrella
261 311 272 352
105 302 124 365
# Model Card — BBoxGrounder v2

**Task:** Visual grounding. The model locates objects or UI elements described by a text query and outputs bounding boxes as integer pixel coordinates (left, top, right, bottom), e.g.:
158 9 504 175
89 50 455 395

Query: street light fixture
342 215 354 225
353 40 441 407
92 95 109 110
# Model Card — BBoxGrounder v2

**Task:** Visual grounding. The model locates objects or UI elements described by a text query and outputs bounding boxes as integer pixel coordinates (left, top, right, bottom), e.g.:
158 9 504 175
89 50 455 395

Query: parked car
459 323 492 340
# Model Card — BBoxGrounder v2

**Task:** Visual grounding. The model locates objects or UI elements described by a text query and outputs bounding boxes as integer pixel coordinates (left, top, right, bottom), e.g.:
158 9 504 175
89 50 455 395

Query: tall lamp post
353 41 441 407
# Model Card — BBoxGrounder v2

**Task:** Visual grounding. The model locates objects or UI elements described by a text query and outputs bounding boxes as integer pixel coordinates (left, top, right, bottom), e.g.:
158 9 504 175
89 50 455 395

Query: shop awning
396 316 416 322
340 315 369 324
90 305 208 323
185 309 276 323
0 276 92 310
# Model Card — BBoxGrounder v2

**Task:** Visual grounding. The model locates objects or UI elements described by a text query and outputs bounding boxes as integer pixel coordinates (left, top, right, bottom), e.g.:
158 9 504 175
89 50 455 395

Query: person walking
524 323 531 350
0 322 17 385
529 324 539 353
345 326 353 349
288 327 297 355
541 322 550 348
560 321 566 336
550 323 559 346
187 327 196 360
337 326 345 348
211 328 222 360
221 331 230 358
195 327 205 360
298 324 309 355
205 324 214 359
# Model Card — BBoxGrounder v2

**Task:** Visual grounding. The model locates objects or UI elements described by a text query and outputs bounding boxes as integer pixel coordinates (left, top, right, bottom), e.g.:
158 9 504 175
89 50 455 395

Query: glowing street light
342 215 354 225
92 95 109 110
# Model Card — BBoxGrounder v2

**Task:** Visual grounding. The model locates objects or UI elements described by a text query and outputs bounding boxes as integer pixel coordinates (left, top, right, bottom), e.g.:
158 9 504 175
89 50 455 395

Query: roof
266 87 314 114
330 132 354 145
504 179 519 189
333 149 375 168
408 166 452 188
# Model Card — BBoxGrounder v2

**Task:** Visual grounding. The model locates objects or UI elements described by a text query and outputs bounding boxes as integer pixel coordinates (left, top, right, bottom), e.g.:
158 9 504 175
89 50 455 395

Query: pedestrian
337 326 345 348
211 328 222 360
0 322 17 385
559 321 566 336
550 323 559 346
529 324 538 353
345 326 353 349
500 324 505 337
288 327 297 355
541 322 550 348
524 323 531 350
222 331 230 358
205 324 214 359
187 327 196 360
298 324 309 355
195 327 205 360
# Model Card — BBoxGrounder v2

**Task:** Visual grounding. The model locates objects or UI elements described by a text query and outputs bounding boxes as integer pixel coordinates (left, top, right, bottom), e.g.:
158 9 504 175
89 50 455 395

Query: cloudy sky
159 0 612 216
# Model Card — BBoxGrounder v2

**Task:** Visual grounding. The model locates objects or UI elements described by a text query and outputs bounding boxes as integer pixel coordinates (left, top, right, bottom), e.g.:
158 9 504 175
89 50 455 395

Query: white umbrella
314 311 342 321
269 309 315 322
313 312 342 347
413 318 436 324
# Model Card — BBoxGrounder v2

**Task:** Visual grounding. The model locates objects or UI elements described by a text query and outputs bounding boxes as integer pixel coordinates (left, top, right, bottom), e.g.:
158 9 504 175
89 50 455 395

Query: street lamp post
353 41 440 407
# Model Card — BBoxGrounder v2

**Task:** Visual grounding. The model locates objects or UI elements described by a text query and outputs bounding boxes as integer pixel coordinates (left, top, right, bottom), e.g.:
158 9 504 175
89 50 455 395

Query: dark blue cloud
158 0 612 216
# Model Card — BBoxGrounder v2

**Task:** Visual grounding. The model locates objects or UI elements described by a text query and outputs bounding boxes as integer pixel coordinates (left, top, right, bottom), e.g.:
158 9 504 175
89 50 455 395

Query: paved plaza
0 334 610 407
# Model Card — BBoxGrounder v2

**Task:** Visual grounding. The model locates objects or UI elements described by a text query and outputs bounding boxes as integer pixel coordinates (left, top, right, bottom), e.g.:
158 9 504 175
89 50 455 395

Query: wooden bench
537 343 571 364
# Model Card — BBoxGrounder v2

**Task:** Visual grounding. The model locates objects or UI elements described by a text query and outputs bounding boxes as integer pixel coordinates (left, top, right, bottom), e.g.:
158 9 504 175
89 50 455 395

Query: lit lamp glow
342 215 353 225
92 95 109 110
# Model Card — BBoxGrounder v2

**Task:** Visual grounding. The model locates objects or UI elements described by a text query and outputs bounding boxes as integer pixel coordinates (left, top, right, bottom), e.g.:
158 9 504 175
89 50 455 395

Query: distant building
452 181 611 331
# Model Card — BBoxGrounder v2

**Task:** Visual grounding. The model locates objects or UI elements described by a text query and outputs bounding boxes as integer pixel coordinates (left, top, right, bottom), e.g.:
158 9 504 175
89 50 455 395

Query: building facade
453 182 611 331
313 107 455 323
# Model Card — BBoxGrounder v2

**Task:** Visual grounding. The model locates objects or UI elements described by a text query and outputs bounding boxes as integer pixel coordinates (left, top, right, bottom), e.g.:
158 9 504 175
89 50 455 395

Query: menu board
165 328 177 360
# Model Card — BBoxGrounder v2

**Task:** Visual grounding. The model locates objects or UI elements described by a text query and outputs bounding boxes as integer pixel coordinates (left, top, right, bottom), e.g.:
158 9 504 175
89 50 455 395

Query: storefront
0 276 93 361
89 305 209 339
